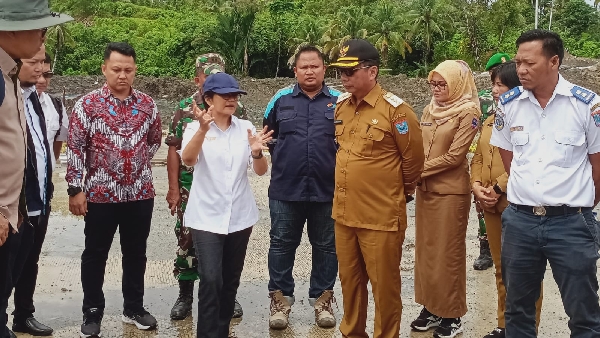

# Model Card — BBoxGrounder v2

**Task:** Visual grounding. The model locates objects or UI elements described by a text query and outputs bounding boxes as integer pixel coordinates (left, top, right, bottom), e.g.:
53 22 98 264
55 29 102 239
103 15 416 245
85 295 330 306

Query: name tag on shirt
510 126 524 132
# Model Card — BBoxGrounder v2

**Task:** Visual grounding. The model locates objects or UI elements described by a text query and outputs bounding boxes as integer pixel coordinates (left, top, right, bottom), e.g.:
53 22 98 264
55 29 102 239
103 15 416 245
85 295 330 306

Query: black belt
511 203 591 216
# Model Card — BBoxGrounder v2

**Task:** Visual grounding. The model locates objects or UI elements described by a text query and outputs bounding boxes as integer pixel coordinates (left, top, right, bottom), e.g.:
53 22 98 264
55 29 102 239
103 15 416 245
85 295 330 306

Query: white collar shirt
22 87 49 216
490 75 600 207
181 116 259 234
38 92 68 169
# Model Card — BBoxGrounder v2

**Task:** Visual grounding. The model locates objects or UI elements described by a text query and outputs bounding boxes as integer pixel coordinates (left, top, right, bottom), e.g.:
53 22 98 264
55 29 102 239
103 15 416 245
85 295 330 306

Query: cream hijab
426 60 481 122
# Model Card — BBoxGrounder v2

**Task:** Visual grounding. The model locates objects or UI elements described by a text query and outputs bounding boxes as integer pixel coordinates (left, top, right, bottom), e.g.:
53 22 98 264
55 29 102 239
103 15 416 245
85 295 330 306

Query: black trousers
0 230 14 338
12 213 50 323
192 227 252 338
81 199 154 314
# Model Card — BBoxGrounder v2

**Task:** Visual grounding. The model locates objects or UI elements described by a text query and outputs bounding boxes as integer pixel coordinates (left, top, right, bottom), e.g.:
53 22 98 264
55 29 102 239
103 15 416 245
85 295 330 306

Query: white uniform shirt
490 75 600 207
23 87 49 216
181 116 259 234
39 92 68 169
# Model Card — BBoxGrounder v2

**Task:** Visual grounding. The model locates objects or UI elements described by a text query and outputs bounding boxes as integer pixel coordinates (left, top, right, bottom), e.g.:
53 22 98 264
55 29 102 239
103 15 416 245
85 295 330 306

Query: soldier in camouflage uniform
472 53 511 271
165 53 248 320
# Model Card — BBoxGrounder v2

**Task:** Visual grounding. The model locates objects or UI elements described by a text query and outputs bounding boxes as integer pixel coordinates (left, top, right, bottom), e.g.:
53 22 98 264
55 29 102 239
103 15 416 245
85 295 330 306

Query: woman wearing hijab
181 72 273 338
410 60 481 338
471 61 543 338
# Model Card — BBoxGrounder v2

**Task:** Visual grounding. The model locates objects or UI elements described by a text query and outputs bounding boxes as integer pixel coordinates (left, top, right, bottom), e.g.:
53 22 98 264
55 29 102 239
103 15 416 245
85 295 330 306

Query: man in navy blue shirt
263 45 340 330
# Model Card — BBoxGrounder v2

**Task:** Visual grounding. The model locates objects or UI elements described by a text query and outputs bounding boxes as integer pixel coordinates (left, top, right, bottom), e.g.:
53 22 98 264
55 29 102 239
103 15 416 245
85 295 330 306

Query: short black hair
362 59 379 77
104 42 137 62
44 52 51 64
293 45 324 67
491 61 521 89
516 29 564 65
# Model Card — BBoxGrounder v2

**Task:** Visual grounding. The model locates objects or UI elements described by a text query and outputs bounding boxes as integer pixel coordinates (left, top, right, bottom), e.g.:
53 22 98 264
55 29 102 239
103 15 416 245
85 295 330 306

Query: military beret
195 53 225 75
485 53 511 71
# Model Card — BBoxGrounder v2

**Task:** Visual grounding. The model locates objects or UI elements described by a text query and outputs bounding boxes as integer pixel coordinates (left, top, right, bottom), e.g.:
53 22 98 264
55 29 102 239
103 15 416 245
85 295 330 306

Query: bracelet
251 151 263 159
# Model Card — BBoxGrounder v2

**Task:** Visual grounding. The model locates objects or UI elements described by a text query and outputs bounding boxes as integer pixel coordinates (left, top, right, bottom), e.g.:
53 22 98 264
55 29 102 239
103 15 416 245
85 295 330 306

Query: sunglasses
42 71 53 79
336 65 372 77
428 81 448 90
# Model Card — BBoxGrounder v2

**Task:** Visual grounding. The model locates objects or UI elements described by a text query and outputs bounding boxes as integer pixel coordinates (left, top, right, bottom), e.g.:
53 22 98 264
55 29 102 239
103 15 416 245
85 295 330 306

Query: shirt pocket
324 110 335 135
359 125 386 158
510 131 529 166
553 130 585 168
277 109 297 138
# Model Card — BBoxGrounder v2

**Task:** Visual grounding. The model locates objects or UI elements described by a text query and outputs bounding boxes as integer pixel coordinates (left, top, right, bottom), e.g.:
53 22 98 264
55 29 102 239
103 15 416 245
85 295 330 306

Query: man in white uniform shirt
490 29 600 338
36 53 67 167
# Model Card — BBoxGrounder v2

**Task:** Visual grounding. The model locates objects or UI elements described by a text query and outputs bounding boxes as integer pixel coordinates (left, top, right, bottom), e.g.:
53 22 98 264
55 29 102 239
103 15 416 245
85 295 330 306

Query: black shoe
8 330 16 338
80 308 103 338
12 317 53 336
122 309 157 330
434 318 464 338
170 280 194 320
232 299 243 319
483 327 505 338
410 307 442 331
473 239 493 270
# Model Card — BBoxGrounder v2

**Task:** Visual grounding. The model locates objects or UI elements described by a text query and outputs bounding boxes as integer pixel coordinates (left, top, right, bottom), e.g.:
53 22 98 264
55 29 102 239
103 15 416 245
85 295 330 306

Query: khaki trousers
484 210 543 329
335 223 405 338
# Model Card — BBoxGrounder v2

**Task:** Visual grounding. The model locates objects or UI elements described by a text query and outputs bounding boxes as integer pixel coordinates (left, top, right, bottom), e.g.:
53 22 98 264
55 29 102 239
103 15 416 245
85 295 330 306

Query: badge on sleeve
395 119 408 134
471 117 479 129
592 110 600 127
494 113 504 131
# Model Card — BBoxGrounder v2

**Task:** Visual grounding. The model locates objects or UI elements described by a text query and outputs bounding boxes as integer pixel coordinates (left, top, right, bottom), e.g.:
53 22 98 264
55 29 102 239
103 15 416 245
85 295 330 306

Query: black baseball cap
329 39 380 68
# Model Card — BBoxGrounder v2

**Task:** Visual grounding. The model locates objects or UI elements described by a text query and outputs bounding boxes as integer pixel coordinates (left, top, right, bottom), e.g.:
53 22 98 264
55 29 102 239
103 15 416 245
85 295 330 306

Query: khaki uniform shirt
0 47 26 229
419 105 479 195
470 113 509 212
332 84 424 231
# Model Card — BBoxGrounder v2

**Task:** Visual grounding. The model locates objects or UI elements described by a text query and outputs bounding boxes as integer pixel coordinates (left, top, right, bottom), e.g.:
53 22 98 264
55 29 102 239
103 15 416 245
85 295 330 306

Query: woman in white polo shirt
181 73 272 338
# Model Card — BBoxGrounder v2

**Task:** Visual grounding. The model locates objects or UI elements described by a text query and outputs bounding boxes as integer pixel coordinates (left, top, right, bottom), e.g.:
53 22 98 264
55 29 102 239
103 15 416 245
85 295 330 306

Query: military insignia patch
494 113 504 131
592 111 600 127
395 119 408 134
572 86 596 104
339 45 349 57
471 117 479 129
499 87 523 105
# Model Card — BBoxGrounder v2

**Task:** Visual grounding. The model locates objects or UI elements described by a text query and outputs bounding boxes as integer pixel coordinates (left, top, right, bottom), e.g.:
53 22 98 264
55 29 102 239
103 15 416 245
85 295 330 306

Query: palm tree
407 0 450 73
321 6 369 61
46 24 76 72
368 1 412 67
286 17 326 66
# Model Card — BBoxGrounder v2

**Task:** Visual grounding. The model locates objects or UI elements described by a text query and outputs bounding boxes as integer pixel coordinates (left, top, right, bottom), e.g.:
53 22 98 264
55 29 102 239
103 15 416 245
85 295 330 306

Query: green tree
268 0 295 77
408 0 452 72
368 1 412 67
46 24 76 72
322 6 369 60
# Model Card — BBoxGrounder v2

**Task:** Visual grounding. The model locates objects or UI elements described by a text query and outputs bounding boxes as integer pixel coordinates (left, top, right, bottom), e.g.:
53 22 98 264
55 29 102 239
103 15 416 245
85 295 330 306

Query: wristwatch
251 151 263 159
67 186 82 197
493 184 504 195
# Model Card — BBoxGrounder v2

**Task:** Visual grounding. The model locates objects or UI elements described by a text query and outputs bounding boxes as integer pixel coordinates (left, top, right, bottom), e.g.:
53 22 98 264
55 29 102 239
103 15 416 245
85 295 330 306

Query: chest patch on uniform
395 119 408 134
327 102 336 110
494 113 504 131
510 126 524 132
499 87 522 105
0 74 4 106
471 117 479 129
571 86 596 104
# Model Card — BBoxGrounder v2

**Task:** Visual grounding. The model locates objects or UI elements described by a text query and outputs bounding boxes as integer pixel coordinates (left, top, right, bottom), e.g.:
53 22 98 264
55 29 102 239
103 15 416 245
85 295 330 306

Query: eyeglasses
336 65 372 77
428 81 448 90
42 71 53 79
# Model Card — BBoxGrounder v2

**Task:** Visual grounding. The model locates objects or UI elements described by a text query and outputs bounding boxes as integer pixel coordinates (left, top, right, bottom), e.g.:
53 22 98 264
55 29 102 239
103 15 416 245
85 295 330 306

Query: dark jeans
0 230 14 338
267 199 337 299
81 199 154 314
192 227 252 338
13 213 49 323
502 205 600 337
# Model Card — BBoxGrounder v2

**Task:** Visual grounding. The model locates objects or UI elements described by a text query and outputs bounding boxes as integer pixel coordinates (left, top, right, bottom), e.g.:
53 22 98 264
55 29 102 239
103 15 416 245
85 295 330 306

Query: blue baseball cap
202 73 247 95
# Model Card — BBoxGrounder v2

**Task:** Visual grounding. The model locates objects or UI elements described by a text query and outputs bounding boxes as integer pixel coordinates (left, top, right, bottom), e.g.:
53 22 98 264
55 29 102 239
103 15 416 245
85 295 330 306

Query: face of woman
429 72 450 103
491 77 510 103
206 93 240 115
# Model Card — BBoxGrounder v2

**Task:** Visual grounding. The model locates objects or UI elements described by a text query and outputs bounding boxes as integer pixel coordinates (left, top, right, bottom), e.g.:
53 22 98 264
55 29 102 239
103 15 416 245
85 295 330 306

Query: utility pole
535 0 539 28
548 0 554 29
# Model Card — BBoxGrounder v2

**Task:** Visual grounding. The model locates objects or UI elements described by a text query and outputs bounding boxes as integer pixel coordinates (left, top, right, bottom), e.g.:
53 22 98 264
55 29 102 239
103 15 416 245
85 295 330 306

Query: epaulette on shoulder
571 86 596 105
383 91 404 108
499 87 523 105
336 92 352 104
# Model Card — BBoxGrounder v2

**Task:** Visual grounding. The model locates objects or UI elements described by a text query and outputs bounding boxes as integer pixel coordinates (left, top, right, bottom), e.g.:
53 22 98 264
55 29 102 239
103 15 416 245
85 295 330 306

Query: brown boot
313 290 336 328
269 290 293 329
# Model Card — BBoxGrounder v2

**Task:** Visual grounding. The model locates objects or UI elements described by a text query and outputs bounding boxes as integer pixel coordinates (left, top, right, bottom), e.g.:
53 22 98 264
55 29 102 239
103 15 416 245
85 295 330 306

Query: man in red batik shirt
65 42 162 338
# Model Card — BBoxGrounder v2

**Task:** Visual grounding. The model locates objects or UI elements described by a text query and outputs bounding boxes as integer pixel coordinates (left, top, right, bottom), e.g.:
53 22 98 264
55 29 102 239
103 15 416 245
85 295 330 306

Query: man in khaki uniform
0 1 73 337
329 39 424 338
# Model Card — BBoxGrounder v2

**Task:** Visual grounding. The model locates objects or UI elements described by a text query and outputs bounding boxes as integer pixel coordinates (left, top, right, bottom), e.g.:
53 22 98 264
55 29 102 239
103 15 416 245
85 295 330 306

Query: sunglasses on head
336 65 372 77
42 71 53 79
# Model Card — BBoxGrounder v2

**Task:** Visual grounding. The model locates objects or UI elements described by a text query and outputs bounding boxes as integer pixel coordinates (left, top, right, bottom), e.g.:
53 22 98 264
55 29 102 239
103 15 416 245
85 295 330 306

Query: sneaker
312 290 337 328
122 309 157 330
269 290 293 330
80 308 103 338
483 327 505 338
233 299 243 318
433 318 464 338
410 307 442 331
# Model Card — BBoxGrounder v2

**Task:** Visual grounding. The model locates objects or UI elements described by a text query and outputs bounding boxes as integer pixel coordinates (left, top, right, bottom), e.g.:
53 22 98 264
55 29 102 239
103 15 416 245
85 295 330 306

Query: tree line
49 0 600 79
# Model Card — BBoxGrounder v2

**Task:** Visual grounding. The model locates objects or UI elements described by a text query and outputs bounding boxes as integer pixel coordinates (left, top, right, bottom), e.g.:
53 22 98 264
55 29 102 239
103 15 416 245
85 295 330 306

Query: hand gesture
248 126 274 156
472 182 498 208
192 99 214 133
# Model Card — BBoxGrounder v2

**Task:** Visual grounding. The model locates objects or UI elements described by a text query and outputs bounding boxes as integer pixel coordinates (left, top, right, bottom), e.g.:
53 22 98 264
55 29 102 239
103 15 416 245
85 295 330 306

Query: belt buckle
533 206 546 216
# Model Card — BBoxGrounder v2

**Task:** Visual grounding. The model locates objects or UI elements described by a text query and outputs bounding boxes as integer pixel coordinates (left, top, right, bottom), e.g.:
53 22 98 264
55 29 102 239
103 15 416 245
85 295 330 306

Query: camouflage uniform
165 77 248 281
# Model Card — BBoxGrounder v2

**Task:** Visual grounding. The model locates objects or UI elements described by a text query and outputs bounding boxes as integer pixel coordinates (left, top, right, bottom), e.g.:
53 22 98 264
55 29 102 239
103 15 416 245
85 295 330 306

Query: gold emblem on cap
501 57 506 63
371 119 378 125
339 45 349 58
